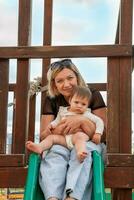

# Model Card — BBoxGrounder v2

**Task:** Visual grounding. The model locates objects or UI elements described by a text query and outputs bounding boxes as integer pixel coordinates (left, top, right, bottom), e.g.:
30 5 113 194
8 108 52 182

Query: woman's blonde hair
47 59 87 97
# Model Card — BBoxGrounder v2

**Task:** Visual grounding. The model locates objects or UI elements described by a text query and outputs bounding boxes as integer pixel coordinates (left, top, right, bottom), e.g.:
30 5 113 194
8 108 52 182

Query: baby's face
69 94 89 114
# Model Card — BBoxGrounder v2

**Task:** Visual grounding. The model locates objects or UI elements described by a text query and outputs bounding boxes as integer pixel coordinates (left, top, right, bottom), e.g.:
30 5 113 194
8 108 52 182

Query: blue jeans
39 141 103 200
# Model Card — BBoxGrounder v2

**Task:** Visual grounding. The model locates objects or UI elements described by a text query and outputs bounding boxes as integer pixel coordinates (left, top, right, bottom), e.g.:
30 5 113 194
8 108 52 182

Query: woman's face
54 68 78 98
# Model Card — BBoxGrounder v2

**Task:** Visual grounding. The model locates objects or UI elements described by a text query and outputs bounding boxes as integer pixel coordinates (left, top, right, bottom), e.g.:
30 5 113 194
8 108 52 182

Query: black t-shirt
42 88 106 119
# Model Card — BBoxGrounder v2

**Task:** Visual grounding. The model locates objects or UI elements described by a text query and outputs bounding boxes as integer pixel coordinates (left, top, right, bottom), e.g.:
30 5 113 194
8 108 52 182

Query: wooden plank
111 1 133 199
43 0 53 45
9 83 106 92
12 59 30 153
0 167 27 187
88 83 106 91
0 59 9 153
111 189 132 200
107 58 120 153
13 0 32 153
0 45 132 58
28 96 36 142
107 154 134 167
118 1 132 153
119 0 133 44
41 0 53 114
105 167 134 188
26 96 36 161
119 0 132 154
12 91 16 154
0 154 25 167
18 0 32 45
119 58 132 153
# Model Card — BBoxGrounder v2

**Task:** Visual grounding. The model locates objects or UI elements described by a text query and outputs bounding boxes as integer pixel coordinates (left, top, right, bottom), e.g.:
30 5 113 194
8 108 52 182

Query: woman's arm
40 114 54 140
53 115 95 137
55 107 107 139
92 107 107 127
92 107 107 142
40 114 68 139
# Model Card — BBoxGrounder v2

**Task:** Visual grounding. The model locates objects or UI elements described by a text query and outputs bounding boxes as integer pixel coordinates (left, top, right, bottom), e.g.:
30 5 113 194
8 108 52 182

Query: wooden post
12 0 32 153
41 0 53 114
108 1 133 199
0 59 9 153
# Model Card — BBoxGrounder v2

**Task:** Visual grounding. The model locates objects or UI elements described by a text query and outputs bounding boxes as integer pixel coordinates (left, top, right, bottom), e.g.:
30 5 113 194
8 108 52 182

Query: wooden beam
119 0 132 153
9 83 107 92
43 0 53 45
105 167 134 188
13 0 32 154
111 1 133 199
28 96 36 143
107 58 120 153
119 0 133 44
107 154 134 167
0 154 25 167
0 167 27 187
17 0 32 45
0 45 132 58
119 58 132 152
41 0 53 114
0 59 9 154
88 83 106 91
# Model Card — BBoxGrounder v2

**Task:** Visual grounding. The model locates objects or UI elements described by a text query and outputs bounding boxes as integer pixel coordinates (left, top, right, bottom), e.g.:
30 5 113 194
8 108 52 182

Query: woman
39 59 106 200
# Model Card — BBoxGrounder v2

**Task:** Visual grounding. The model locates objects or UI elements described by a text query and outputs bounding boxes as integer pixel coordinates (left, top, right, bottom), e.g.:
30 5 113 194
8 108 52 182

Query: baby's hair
72 86 92 103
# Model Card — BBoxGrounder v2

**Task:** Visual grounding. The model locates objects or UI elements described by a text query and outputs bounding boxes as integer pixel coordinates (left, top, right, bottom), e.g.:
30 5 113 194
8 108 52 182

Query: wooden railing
0 1 133 200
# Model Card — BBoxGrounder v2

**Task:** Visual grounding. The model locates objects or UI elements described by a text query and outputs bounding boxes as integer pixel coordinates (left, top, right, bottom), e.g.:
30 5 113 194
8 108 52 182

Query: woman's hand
92 107 107 142
92 133 101 144
50 124 64 135
52 115 95 136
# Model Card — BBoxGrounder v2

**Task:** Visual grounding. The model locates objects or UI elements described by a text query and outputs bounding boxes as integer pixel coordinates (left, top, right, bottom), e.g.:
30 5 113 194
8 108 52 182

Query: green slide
24 153 44 200
24 151 108 200
92 151 107 200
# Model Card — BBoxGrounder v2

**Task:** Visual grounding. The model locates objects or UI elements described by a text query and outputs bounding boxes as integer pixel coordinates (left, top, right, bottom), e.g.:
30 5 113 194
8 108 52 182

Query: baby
26 86 104 162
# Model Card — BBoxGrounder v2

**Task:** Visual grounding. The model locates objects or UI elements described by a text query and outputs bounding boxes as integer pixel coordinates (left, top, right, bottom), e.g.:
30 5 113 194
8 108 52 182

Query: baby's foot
77 151 88 162
26 141 42 154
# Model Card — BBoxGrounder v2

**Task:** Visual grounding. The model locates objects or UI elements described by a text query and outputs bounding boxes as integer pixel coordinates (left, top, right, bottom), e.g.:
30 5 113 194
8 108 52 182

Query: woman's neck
64 96 69 102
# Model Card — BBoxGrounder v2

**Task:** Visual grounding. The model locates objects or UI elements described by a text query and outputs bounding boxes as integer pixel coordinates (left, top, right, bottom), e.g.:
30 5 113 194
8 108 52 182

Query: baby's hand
92 133 101 144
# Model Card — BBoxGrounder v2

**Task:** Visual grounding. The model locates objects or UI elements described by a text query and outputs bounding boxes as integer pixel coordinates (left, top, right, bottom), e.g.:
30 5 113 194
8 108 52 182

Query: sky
0 0 133 134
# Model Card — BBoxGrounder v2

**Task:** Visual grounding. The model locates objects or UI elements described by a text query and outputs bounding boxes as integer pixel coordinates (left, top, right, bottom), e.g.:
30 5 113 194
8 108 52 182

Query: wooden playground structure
0 0 133 199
